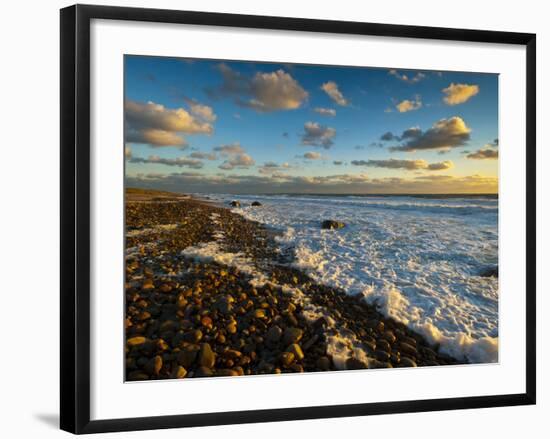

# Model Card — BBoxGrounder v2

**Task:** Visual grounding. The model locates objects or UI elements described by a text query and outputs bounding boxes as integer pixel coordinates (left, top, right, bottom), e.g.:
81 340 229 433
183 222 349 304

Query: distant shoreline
126 187 498 199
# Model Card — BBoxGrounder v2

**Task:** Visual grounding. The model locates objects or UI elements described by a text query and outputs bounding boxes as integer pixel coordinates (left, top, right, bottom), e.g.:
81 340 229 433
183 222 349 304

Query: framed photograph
60 4 536 434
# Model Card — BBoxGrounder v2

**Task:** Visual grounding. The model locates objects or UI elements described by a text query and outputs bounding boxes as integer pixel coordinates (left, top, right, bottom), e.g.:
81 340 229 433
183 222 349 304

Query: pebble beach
125 188 461 381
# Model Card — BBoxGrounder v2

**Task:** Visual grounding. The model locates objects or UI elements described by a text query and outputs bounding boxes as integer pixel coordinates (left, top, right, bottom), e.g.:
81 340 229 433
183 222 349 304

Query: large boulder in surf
229 200 241 207
251 201 262 206
321 220 346 230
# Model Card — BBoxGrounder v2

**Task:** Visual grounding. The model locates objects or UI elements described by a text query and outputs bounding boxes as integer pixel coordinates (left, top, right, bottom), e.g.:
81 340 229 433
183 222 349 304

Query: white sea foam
221 193 499 363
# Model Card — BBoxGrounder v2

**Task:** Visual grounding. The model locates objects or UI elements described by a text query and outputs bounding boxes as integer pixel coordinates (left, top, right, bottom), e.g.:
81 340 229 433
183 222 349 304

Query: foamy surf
223 193 499 364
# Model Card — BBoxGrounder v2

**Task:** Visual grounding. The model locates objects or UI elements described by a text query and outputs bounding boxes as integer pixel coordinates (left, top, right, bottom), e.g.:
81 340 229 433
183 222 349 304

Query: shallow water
203 193 499 363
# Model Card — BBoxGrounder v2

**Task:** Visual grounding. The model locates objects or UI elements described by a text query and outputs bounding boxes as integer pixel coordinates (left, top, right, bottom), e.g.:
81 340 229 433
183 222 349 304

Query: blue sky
125 55 498 194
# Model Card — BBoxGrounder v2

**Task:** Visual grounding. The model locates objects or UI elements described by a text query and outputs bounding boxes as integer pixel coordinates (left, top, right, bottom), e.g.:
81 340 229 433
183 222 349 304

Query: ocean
204 193 499 364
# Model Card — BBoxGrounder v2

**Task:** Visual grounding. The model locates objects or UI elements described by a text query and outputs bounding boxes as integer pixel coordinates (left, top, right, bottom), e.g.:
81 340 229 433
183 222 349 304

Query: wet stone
346 358 368 370
280 352 295 366
399 357 417 368
399 342 417 357
144 355 163 375
316 356 331 371
127 336 147 346
283 327 303 345
266 325 282 344
198 343 216 368
177 346 199 368
194 366 213 377
286 344 305 361
172 365 187 379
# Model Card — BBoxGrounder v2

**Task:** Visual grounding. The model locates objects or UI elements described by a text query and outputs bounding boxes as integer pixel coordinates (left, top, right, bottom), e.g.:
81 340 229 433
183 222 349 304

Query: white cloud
218 153 255 170
388 69 426 84
314 107 336 117
128 155 204 169
213 142 255 170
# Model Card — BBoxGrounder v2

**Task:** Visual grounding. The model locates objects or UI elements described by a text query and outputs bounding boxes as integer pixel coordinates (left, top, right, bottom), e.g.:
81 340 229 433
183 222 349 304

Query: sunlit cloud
300 151 324 160
321 81 349 106
207 64 308 112
218 153 255 170
426 160 454 170
467 149 498 160
185 98 217 122
388 116 471 152
301 122 336 149
126 129 189 147
212 142 255 170
442 83 480 105
396 95 423 113
352 158 453 171
189 151 217 160
388 69 426 84
214 142 245 155
257 161 293 175
125 100 214 147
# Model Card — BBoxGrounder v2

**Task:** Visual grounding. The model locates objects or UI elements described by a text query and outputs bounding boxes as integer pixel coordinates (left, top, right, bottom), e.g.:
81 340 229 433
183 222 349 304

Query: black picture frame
60 4 536 434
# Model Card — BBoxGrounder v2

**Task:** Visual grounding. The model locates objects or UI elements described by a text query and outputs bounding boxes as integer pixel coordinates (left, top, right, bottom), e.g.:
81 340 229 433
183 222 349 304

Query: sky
125 55 498 194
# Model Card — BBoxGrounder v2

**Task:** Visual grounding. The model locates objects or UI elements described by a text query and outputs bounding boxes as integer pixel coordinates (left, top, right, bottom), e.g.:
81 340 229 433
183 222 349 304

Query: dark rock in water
321 220 346 230
480 266 498 278
251 201 262 206
230 200 241 207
